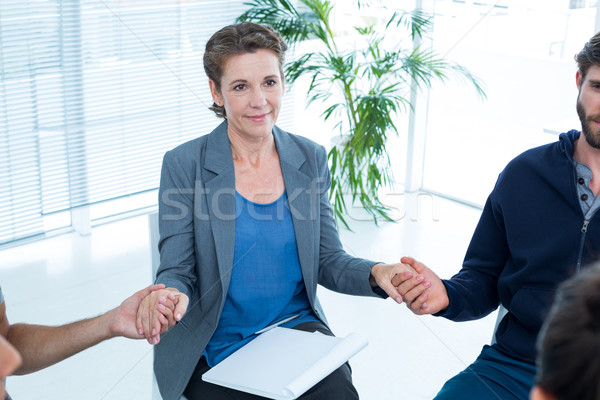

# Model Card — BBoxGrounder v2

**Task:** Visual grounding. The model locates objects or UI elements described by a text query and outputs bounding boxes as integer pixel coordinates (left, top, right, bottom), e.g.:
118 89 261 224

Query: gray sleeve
155 150 197 298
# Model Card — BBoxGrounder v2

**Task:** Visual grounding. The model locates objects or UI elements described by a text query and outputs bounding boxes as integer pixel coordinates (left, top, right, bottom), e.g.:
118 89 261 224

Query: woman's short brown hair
203 22 288 119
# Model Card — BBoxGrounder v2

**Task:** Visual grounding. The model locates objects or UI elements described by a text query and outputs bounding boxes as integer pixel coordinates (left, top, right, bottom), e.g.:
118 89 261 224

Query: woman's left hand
369 262 431 304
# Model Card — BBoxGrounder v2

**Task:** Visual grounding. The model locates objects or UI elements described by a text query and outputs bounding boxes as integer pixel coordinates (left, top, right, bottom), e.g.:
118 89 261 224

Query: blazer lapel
204 121 236 301
274 127 317 305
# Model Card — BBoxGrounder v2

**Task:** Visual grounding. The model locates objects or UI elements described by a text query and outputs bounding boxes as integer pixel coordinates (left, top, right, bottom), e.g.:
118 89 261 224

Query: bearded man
394 32 600 400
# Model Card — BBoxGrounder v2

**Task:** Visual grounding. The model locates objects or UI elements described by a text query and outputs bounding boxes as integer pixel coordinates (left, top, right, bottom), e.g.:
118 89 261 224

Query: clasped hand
370 257 449 315
390 256 449 315
135 288 189 345
135 258 447 344
369 261 431 305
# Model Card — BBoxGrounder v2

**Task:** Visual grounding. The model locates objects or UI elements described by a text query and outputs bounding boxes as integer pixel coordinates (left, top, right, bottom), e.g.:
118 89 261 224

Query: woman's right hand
135 287 189 345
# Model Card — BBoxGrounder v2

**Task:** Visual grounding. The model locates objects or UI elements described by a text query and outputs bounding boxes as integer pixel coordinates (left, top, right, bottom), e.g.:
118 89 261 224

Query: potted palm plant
238 0 485 228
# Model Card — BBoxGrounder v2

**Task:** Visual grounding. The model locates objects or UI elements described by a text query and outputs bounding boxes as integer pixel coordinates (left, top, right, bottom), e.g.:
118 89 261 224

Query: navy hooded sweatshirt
437 130 600 363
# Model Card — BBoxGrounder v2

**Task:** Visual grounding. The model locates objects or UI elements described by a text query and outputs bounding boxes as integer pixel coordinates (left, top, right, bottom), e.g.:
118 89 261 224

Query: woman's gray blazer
154 120 383 400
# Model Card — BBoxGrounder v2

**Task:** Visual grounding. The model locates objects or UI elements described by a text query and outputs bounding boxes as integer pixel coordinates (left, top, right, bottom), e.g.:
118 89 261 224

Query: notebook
202 327 368 399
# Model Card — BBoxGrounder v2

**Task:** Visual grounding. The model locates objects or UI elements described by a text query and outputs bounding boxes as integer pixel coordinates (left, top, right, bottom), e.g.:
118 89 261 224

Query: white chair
490 304 509 345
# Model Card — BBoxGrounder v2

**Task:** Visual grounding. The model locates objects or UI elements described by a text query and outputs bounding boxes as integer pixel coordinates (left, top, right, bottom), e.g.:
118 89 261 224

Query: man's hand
392 257 449 314
369 262 431 304
136 288 189 345
107 284 167 339
0 283 175 376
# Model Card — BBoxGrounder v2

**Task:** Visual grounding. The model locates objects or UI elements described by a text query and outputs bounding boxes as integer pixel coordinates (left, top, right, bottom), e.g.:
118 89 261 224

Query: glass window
0 0 295 245
422 0 594 205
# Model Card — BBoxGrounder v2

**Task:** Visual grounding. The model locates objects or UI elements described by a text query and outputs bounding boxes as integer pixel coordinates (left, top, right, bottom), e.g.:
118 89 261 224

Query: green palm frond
386 9 432 40
238 0 486 226
238 0 315 43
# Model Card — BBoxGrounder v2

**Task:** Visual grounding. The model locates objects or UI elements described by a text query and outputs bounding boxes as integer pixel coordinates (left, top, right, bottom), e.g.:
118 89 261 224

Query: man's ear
530 385 557 400
576 70 583 91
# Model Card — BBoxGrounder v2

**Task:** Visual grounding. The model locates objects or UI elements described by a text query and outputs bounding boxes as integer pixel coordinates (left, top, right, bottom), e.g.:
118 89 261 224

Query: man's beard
576 97 600 150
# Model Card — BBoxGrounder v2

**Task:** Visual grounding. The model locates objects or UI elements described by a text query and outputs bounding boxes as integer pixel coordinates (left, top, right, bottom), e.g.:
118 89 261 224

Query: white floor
0 193 498 400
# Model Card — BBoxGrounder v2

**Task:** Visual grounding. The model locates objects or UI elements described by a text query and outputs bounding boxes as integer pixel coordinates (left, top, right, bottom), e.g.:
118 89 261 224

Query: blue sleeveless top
204 191 318 366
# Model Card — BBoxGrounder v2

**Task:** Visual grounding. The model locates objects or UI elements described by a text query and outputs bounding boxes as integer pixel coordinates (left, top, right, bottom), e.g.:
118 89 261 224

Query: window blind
0 0 296 245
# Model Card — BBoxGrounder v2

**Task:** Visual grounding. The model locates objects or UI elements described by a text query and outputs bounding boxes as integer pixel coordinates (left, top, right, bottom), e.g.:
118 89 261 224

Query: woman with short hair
136 22 426 400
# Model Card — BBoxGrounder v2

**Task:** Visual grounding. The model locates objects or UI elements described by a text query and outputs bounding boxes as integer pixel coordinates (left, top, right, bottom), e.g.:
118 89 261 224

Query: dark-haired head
203 22 288 119
532 263 600 400
575 31 600 83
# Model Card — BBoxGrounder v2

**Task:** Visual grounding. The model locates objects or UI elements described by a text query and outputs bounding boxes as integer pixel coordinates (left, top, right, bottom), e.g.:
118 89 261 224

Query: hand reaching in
136 287 189 344
108 283 166 339
370 262 431 304
392 257 449 315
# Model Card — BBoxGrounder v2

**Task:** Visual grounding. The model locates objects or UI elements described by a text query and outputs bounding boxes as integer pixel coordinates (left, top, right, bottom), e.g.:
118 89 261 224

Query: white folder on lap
202 327 368 400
